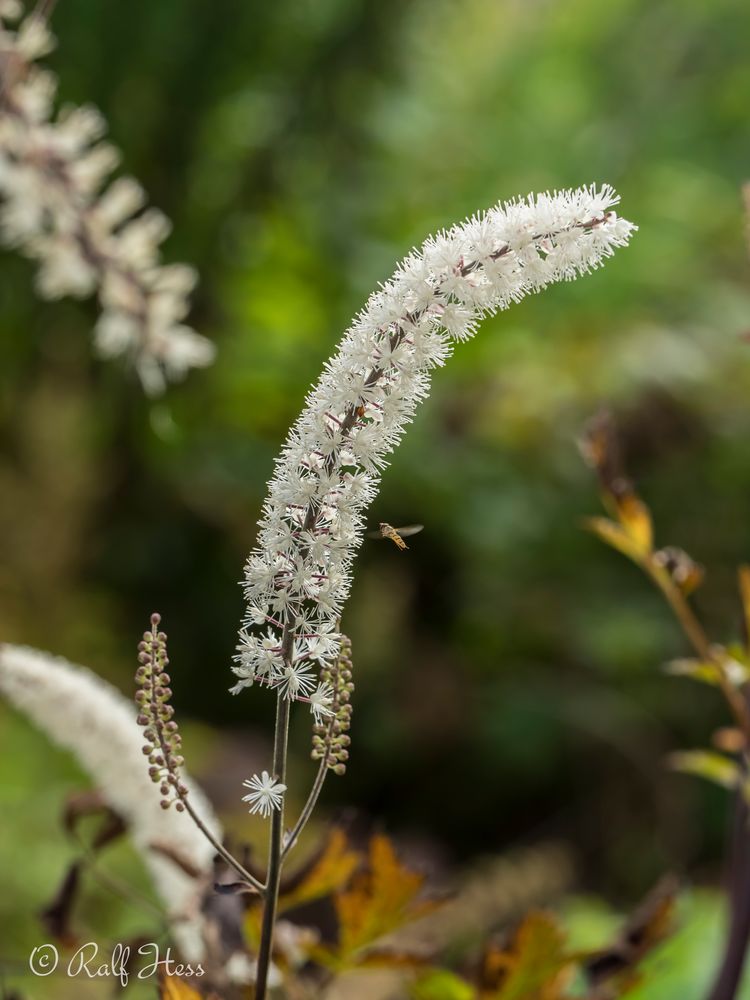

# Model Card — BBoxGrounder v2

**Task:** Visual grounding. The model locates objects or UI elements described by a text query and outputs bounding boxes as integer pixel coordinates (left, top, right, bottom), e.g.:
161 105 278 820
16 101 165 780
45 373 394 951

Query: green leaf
412 969 476 1000
663 659 723 687
584 517 647 564
668 750 740 790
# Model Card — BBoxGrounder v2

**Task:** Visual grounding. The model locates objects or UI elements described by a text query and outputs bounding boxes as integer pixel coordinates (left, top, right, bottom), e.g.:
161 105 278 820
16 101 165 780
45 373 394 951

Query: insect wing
365 523 424 540
393 524 424 538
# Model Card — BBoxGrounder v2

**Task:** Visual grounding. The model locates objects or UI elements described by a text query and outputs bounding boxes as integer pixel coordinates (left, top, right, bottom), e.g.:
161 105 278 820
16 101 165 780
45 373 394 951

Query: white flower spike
0 5 215 392
0 643 220 962
235 185 636 698
242 770 287 818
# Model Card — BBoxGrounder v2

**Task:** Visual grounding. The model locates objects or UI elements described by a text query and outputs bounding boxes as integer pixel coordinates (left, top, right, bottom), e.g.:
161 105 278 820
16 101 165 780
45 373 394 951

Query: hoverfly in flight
366 523 424 551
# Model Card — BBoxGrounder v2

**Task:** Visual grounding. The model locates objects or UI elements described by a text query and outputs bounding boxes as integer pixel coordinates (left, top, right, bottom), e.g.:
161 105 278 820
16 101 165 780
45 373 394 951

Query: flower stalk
242 187 634 998
255 692 290 1000
283 634 354 861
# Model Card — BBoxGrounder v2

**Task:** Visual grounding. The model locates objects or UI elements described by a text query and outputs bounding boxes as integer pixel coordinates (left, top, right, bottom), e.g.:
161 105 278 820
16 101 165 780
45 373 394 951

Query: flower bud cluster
0 2 215 393
312 634 353 775
135 613 187 811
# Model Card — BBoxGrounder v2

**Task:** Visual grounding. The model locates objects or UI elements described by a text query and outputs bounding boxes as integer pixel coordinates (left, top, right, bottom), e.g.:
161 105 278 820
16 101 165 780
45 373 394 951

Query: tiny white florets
274 660 317 700
233 185 635 706
308 682 335 724
242 771 287 819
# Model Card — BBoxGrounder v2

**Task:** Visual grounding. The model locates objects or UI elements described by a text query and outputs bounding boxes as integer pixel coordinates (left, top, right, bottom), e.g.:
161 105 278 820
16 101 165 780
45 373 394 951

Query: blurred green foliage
2 0 750 992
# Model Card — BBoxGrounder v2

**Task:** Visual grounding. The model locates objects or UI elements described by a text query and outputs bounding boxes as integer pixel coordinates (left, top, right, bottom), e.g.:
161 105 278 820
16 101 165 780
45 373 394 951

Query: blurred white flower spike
0 2 215 393
234 185 636 705
0 642 221 962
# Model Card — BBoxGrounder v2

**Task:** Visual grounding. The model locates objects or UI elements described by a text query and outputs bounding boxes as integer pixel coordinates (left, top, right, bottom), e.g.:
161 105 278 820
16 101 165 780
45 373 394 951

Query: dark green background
2 0 750 993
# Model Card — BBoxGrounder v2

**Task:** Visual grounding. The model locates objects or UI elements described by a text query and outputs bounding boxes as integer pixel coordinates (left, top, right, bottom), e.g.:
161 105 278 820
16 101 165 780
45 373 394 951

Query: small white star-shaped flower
241 771 286 818
274 659 316 700
309 682 334 724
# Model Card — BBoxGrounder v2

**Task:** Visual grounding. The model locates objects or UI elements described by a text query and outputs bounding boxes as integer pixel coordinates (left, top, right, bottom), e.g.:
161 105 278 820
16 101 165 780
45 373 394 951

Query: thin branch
182 797 265 896
281 757 328 861
649 567 750 743
73 834 166 923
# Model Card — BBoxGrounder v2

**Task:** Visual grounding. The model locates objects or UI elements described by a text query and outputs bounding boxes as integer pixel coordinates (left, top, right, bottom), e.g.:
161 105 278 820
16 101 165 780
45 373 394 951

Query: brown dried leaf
279 826 360 913
158 975 205 999
478 911 572 1000
330 834 441 963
